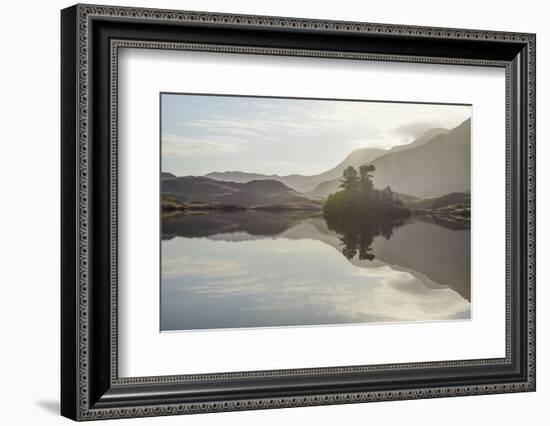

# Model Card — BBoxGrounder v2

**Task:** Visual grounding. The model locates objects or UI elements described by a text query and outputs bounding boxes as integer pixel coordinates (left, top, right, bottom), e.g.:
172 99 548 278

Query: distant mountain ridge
205 127 449 193
204 147 384 193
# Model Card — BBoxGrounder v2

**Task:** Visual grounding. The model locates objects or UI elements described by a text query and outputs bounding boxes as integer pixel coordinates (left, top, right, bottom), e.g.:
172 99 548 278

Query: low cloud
392 121 442 139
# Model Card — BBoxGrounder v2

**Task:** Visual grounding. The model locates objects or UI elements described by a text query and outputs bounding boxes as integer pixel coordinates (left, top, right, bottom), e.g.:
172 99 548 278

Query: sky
161 93 471 177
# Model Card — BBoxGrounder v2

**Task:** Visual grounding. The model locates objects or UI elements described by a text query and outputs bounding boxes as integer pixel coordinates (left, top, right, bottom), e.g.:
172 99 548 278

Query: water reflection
324 211 405 261
161 211 471 331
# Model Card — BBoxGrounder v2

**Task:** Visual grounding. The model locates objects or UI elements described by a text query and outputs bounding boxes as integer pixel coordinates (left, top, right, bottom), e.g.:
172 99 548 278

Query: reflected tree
325 212 404 261
323 164 410 261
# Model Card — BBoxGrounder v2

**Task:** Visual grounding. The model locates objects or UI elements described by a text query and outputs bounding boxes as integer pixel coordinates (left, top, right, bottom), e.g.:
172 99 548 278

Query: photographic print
160 94 472 331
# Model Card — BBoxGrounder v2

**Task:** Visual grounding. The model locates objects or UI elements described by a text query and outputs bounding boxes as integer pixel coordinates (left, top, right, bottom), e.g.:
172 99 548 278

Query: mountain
205 171 275 184
311 147 389 183
162 176 322 209
367 218 471 300
206 148 388 192
390 127 448 153
161 172 177 181
310 119 470 198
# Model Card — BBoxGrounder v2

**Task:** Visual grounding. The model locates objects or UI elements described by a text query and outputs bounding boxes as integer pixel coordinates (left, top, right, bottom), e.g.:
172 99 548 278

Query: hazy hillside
206 148 388 192
312 147 388 183
162 176 322 209
310 119 470 198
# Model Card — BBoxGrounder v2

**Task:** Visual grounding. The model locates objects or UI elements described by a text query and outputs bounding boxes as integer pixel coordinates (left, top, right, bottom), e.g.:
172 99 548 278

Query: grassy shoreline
162 193 470 225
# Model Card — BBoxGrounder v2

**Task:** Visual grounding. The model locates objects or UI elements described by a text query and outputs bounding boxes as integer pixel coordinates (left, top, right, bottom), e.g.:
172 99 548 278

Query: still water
161 211 470 331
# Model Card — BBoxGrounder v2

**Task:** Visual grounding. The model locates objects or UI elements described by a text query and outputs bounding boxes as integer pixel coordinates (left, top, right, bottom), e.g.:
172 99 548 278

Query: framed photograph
61 4 536 421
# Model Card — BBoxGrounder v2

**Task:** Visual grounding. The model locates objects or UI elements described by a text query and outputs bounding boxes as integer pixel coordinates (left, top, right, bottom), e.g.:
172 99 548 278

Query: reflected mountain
162 210 318 240
162 210 470 301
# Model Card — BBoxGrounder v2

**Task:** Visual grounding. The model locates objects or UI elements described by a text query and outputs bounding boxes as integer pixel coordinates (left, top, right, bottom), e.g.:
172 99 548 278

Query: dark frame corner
61 3 535 421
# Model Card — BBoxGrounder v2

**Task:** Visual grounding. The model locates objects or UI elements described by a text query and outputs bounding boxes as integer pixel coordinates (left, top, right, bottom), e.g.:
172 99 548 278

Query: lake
161 210 471 331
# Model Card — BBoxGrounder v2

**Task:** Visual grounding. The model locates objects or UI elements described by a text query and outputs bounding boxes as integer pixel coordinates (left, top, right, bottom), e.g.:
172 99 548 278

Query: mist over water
161 211 470 331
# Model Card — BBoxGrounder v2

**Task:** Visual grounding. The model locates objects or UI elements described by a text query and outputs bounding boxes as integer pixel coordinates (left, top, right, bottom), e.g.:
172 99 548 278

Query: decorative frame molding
61 4 535 421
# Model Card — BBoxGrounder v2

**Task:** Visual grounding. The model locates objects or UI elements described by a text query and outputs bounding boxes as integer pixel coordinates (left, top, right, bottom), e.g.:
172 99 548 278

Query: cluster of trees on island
323 164 411 222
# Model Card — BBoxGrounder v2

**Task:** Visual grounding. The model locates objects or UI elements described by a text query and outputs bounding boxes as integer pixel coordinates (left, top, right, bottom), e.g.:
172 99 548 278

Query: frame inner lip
109 38 513 385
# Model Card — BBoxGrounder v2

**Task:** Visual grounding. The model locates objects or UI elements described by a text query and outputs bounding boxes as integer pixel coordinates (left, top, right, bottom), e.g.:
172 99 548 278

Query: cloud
186 117 273 134
392 121 442 139
161 134 244 157
185 113 337 137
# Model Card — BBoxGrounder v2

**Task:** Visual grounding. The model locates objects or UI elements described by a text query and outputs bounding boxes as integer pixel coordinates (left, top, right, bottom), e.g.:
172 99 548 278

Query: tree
359 164 375 180
381 185 393 203
358 164 375 195
339 166 359 192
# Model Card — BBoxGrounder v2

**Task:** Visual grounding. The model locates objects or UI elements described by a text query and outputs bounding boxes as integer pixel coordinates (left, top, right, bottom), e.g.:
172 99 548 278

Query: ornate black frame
61 4 536 421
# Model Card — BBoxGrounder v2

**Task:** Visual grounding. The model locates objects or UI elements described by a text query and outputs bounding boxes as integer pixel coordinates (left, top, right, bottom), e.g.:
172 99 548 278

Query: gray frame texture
61 3 536 421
